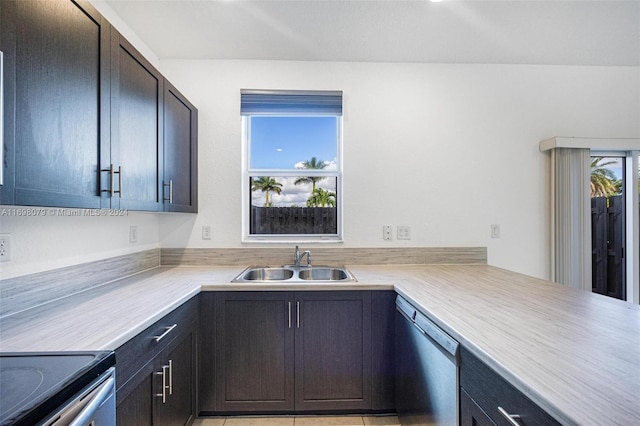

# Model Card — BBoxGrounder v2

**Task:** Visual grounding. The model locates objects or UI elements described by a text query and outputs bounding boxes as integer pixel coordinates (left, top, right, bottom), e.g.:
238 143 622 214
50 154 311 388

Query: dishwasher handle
414 311 459 358
396 295 459 359
396 295 416 321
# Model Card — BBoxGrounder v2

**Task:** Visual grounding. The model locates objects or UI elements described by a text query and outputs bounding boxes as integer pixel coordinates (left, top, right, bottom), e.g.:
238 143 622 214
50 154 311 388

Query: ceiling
105 0 640 66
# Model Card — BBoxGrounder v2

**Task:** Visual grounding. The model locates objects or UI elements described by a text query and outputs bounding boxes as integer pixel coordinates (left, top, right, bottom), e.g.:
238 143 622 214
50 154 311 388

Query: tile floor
192 415 401 426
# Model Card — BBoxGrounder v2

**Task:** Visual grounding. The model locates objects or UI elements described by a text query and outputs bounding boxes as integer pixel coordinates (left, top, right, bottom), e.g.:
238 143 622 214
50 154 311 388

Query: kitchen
1 0 639 425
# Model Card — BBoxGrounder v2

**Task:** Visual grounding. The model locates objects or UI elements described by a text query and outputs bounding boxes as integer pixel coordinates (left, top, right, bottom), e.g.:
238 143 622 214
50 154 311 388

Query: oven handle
68 373 115 426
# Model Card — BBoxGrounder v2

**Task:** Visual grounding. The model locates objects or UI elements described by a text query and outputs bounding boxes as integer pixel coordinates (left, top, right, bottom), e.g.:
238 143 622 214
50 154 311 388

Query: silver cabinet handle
101 164 115 196
288 301 292 328
156 365 169 403
163 179 173 203
168 359 173 395
101 164 122 197
296 301 300 328
498 406 522 426
154 323 177 342
117 165 122 198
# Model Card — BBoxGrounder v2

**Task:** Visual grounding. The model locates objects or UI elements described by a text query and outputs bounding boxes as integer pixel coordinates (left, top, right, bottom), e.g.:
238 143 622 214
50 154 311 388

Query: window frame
241 113 344 243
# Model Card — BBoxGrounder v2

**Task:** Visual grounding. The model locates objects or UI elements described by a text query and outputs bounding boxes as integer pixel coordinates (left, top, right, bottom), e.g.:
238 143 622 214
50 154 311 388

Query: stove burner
0 352 113 425
0 368 45 417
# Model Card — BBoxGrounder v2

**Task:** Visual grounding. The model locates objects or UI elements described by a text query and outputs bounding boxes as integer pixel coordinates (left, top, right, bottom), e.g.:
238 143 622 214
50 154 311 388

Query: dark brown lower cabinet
460 387 496 426
208 291 383 414
116 297 198 425
116 369 154 425
116 333 195 426
371 291 396 412
459 347 560 426
155 332 196 426
213 291 294 413
294 291 372 412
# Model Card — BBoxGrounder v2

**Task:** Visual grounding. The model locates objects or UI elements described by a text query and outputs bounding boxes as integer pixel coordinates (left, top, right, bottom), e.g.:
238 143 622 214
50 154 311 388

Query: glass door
590 155 626 300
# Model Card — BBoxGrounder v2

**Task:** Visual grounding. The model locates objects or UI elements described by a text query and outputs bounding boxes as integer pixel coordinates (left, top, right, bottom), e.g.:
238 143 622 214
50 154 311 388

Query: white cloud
251 176 337 207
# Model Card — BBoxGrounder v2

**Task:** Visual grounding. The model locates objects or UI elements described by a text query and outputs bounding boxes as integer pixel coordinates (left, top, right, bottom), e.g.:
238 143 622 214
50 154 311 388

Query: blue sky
250 116 338 170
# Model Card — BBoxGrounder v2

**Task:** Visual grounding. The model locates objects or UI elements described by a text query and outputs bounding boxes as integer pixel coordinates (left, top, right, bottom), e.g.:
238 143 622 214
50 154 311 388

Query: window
241 90 343 241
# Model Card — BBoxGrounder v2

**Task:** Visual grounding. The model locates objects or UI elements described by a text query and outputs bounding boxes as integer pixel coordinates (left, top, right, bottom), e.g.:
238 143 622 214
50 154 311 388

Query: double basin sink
232 265 356 283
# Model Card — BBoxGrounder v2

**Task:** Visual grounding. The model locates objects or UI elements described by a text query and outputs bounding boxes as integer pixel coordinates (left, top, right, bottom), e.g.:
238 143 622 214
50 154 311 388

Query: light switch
397 225 411 240
202 225 212 240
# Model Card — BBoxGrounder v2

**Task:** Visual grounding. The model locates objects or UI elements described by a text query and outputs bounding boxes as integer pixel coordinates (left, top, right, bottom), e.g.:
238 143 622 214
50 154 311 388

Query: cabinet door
460 388 496 426
198 293 216 414
294 291 372 411
116 362 154 426
371 290 396 412
0 0 110 208
111 30 163 211
163 80 197 213
155 331 197 426
215 292 295 412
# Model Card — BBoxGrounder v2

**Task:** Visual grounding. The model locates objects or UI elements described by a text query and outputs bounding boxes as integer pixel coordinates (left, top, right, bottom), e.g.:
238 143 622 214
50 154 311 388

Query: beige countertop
1 264 638 425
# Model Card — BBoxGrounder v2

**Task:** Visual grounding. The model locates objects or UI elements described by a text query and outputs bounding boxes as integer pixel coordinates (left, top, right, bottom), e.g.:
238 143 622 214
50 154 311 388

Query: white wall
0 212 160 279
159 60 640 279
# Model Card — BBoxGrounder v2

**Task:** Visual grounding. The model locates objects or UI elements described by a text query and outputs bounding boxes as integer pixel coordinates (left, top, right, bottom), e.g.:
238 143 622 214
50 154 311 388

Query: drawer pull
168 359 173 395
156 365 169 403
498 406 522 426
154 324 177 342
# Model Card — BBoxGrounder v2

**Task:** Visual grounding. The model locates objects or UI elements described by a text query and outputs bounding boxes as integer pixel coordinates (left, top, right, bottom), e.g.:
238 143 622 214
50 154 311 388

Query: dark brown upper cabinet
0 0 111 208
163 81 198 213
110 31 163 212
0 0 197 213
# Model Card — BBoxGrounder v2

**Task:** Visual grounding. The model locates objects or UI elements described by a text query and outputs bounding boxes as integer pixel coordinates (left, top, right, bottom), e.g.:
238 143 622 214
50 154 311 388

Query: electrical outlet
129 225 138 243
397 225 411 240
383 225 392 241
491 224 501 239
202 225 212 240
0 234 12 262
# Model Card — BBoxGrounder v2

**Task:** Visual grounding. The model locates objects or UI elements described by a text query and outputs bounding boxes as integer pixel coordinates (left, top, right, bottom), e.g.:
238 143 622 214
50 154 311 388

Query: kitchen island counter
1 263 638 425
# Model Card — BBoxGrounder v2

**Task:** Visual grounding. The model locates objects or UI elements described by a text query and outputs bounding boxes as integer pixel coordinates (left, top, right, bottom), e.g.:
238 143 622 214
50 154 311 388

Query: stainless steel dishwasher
396 295 459 425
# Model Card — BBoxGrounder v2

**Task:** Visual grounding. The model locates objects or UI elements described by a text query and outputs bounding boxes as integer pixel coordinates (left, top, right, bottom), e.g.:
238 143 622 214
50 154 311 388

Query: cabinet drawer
460 347 560 426
115 295 199 393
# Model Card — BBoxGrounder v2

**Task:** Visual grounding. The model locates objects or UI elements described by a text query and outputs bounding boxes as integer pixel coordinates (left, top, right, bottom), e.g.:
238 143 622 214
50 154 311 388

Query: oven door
40 367 115 426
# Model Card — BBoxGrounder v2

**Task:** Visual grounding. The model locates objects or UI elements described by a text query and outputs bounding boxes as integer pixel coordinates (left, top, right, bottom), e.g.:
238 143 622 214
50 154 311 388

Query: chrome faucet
293 245 312 267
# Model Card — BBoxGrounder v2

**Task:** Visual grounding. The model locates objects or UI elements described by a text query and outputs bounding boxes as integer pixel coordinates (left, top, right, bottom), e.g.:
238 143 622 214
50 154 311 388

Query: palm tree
251 176 282 207
306 188 336 207
295 157 327 192
590 157 621 198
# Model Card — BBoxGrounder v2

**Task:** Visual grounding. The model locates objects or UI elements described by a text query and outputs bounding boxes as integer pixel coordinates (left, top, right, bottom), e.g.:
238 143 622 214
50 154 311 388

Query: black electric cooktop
0 351 115 426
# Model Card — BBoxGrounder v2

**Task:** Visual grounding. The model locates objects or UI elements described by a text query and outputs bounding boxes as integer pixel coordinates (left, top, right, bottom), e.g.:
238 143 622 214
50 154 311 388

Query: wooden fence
591 195 625 299
251 206 337 234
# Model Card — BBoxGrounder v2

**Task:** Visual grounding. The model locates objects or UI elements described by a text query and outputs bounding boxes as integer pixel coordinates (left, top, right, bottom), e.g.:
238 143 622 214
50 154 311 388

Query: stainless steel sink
240 267 295 281
298 267 349 281
232 266 356 283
